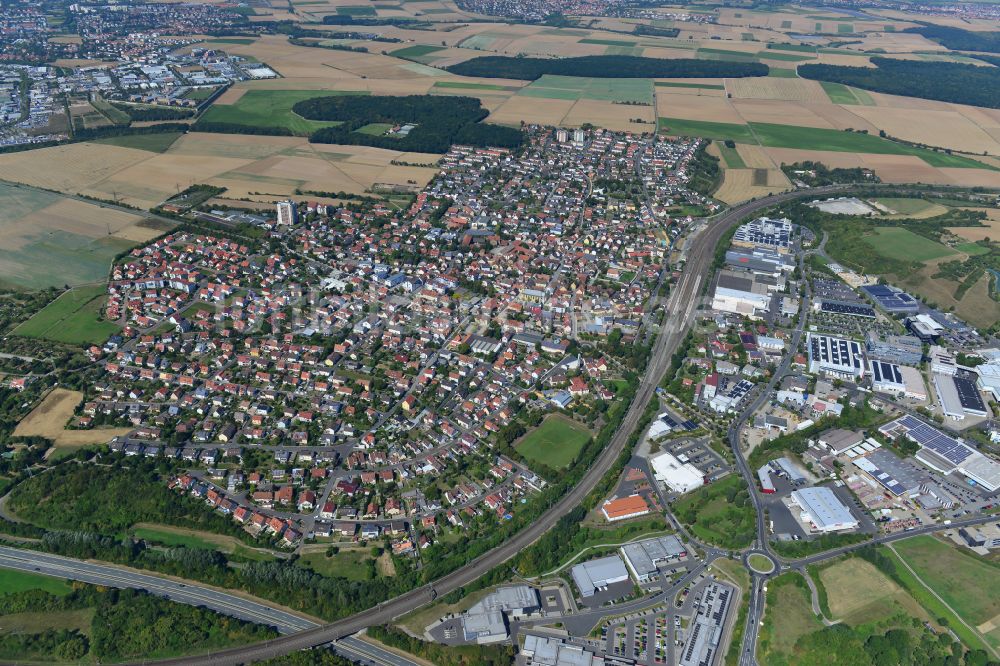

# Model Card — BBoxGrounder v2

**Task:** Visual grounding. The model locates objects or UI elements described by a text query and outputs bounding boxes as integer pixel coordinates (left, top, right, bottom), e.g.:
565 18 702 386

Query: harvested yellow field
859 154 955 184
801 103 878 132
488 96 576 127
726 77 826 102
733 99 834 128
764 147 872 169
14 198 152 242
937 167 1000 188
714 168 791 204
848 106 1000 155
656 92 744 124
561 99 655 132
948 209 1000 241
0 142 151 193
15 388 131 448
735 144 778 169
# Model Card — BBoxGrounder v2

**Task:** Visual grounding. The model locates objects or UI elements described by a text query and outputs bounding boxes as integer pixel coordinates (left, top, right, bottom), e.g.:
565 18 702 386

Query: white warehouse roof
790 486 859 532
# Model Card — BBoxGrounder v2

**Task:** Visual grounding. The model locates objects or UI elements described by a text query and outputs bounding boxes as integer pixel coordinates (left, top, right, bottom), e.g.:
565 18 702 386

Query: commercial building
930 346 958 376
601 494 650 522
854 449 924 497
276 200 297 226
711 270 772 320
620 535 688 583
934 373 988 420
908 314 945 341
467 585 540 619
861 284 920 314
731 217 792 254
977 362 1000 401
807 333 865 379
818 428 864 455
571 555 630 598
789 487 859 532
521 634 605 666
865 332 923 366
725 247 794 275
650 451 704 494
461 609 508 643
679 583 735 666
959 523 1000 550
869 360 927 400
879 415 1000 492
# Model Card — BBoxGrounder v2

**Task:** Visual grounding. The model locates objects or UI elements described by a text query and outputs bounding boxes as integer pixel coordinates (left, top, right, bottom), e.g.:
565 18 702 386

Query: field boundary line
886 542 999 659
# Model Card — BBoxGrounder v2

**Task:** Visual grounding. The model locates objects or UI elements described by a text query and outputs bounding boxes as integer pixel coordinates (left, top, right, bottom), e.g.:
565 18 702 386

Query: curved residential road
123 185 855 666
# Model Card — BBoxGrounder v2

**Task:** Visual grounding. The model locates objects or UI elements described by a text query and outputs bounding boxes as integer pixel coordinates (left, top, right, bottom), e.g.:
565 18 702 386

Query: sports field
201 89 364 135
516 414 592 469
14 285 121 344
864 228 956 263
518 75 653 104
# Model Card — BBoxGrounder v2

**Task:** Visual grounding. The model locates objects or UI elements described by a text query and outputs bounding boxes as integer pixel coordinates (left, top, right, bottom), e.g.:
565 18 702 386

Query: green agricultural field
654 81 726 90
820 81 859 104
354 122 393 136
658 117 758 143
757 51 815 61
432 81 513 91
697 47 758 62
864 228 957 263
717 142 746 168
337 5 376 15
893 536 1000 648
579 38 637 47
957 242 991 256
390 44 446 61
201 89 365 135
14 285 120 345
0 568 73 597
182 87 217 101
91 131 183 153
204 37 257 45
517 415 592 469
768 68 799 78
768 43 817 53
518 75 653 104
872 197 937 215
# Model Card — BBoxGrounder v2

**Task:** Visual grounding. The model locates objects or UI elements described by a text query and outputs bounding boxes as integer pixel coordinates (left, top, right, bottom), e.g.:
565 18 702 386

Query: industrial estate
0 0 999 665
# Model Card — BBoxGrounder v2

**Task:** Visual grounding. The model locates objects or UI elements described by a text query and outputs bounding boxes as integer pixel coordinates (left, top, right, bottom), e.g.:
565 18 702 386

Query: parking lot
658 436 730 484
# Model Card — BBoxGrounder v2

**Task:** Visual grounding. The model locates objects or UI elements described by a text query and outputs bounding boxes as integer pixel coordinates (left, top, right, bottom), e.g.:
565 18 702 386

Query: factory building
789 487 859 533
711 270 773 320
865 332 923 366
731 217 792 254
620 535 688 583
650 451 705 494
869 360 927 400
807 333 865 379
571 555 630 598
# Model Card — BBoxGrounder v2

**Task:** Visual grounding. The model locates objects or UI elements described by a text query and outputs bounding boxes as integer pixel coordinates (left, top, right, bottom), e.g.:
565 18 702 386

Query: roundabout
746 552 777 575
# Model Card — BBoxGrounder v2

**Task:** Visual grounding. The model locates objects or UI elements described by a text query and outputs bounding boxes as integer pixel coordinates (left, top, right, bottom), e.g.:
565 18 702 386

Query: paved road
0 546 315 634
122 184 857 666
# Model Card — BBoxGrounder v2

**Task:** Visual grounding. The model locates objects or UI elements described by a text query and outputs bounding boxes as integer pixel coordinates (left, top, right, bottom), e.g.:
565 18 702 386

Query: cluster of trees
799 58 1000 110
367 625 514 666
904 24 1000 54
0 585 275 662
780 161 879 187
294 94 524 153
687 142 721 196
191 120 294 136
111 103 194 121
771 532 869 558
633 24 680 38
445 55 768 80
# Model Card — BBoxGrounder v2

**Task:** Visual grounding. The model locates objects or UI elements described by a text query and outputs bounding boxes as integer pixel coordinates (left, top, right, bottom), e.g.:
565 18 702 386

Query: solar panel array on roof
661 414 679 428
954 376 988 414
861 284 920 313
810 334 863 372
820 301 877 318
855 457 907 495
879 415 973 465
682 420 698 431
870 361 902 385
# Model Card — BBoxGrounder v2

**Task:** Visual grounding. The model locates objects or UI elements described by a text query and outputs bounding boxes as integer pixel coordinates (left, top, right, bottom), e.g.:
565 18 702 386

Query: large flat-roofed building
869 360 927 400
461 609 508 643
818 428 864 455
650 451 704 494
571 555 630 598
865 332 923 366
807 333 865 379
854 449 924 497
276 200 297 226
790 487 859 532
620 535 688 583
467 585 540 619
679 582 735 666
933 373 988 420
930 346 958 376
977 363 1000 401
861 284 920 314
908 314 945 341
521 634 605 666
712 270 772 320
879 415 1000 492
725 248 794 275
731 217 792 254
959 523 1000 550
